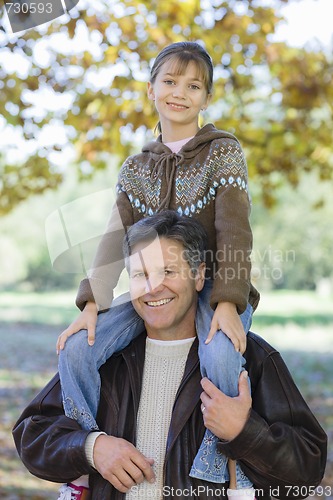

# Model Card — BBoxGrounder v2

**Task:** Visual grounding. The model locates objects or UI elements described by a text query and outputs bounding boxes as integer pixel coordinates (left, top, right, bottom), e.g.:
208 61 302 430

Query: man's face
128 236 205 340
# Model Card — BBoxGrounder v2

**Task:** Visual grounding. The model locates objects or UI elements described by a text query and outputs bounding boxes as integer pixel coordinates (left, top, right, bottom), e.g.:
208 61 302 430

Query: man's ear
195 262 206 292
147 82 155 101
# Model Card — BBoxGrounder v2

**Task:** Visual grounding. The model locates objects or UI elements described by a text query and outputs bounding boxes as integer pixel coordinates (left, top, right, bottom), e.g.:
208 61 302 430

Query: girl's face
147 59 211 140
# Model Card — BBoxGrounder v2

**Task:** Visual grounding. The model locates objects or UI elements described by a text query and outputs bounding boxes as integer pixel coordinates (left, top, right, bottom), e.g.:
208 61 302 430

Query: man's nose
144 272 164 293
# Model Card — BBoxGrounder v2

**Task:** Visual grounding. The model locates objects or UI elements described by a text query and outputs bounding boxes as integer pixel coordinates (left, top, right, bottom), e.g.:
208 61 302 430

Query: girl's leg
189 282 253 487
59 293 144 431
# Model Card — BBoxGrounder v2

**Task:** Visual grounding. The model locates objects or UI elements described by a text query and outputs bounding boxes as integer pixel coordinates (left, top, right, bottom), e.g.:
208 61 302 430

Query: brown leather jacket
13 332 327 500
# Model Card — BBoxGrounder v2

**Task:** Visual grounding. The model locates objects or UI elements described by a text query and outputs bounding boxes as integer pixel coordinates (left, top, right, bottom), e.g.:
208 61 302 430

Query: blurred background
0 0 332 498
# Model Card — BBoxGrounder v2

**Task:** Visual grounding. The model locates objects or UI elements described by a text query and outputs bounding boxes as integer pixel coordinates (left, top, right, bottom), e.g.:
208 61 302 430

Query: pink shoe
57 483 90 500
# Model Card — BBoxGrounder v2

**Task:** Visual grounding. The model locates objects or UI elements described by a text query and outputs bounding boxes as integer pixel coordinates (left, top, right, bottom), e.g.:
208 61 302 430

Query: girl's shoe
57 483 90 500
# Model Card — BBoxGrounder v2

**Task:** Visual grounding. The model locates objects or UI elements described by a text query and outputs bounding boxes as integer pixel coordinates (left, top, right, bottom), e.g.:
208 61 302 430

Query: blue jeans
59 292 143 430
59 283 253 486
189 280 253 486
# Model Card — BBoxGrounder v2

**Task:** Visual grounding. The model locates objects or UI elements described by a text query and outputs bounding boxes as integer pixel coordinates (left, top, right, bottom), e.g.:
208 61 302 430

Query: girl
57 41 260 500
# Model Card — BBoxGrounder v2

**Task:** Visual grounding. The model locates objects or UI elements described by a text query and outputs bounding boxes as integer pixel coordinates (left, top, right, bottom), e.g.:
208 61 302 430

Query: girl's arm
76 190 134 312
209 139 253 351
206 301 247 353
56 181 135 349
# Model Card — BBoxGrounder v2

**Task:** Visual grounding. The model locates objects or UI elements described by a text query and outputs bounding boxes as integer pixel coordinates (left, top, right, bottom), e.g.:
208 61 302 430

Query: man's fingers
108 456 155 492
201 377 222 399
126 457 154 485
109 471 135 493
114 467 138 491
142 459 155 484
131 454 155 484
239 371 251 398
94 436 155 492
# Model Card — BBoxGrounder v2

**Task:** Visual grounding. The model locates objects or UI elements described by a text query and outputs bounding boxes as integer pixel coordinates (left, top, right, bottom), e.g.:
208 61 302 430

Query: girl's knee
59 330 89 362
201 330 234 359
199 332 243 383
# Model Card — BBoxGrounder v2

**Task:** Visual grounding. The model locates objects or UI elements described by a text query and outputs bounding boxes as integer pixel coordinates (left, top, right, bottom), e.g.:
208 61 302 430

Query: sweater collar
142 123 239 160
142 124 239 212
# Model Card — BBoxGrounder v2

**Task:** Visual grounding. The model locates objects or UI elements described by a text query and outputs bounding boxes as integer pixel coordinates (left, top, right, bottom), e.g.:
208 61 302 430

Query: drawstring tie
150 152 184 211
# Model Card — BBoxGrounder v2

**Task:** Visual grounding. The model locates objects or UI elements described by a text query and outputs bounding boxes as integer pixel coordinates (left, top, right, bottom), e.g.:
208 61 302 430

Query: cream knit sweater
126 336 195 500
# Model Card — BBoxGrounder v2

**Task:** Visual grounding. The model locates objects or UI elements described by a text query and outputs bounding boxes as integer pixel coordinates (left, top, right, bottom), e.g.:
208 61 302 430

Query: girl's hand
56 301 98 354
205 301 247 353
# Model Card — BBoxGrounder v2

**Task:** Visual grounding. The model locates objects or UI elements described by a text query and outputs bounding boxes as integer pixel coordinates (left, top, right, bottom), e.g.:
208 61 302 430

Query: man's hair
123 210 207 275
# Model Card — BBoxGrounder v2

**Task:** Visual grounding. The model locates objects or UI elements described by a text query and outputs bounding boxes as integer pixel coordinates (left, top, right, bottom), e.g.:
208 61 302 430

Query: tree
0 0 332 214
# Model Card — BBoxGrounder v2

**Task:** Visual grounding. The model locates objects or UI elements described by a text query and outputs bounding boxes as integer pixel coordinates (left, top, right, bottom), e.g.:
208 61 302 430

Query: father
13 211 326 499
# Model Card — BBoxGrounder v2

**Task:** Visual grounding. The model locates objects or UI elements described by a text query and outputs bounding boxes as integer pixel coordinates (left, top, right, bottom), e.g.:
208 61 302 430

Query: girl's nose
172 85 186 99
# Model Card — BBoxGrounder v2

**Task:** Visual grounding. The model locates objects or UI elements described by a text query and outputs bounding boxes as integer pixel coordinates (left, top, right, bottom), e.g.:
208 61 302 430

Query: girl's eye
164 80 174 85
189 84 200 90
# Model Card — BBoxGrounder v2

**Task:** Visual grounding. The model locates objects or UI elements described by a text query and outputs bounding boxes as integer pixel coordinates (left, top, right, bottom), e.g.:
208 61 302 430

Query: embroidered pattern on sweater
117 139 248 217
118 157 162 215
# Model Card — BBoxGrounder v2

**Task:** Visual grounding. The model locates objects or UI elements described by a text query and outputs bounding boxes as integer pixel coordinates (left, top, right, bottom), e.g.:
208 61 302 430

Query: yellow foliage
0 0 332 212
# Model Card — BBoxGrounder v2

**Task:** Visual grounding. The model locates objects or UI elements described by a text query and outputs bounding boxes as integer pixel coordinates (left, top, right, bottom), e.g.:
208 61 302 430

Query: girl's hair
150 41 213 95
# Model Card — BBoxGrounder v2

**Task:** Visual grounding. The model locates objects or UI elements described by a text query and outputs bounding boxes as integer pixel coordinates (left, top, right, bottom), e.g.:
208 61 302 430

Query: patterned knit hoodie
76 123 260 313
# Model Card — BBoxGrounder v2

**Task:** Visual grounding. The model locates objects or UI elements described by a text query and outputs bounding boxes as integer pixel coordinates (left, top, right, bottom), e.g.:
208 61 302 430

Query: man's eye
165 269 176 276
132 272 145 279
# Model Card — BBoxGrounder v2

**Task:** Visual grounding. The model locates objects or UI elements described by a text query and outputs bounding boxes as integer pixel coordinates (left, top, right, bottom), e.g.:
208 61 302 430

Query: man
13 211 327 500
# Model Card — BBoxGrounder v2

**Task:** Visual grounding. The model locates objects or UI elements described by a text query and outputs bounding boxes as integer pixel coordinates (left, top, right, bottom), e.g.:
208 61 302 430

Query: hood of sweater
142 123 239 160
140 123 239 212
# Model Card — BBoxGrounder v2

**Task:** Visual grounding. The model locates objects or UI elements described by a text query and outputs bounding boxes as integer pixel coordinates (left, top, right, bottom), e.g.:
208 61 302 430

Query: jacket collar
165 337 201 456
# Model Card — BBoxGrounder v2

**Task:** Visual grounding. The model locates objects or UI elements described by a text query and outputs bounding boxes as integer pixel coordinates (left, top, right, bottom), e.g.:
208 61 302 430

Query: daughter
57 41 260 500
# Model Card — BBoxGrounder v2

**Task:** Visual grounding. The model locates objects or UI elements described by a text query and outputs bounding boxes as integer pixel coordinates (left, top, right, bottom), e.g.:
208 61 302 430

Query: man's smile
145 298 174 307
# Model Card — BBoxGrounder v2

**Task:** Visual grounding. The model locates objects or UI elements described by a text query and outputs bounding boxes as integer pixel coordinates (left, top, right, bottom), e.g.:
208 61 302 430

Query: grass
0 290 78 325
1 289 332 499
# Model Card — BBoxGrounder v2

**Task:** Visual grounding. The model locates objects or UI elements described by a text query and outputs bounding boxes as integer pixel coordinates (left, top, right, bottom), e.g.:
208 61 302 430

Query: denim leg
59 294 144 430
189 283 253 486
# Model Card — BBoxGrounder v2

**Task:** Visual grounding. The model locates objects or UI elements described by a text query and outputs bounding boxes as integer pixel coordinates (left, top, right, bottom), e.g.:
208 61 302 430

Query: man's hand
200 371 251 441
56 301 98 354
93 435 155 493
205 301 247 354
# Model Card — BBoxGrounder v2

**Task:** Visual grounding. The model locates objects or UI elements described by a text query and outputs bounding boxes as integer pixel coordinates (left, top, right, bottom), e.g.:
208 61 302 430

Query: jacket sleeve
218 337 327 498
76 187 134 311
210 139 253 314
12 374 95 483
